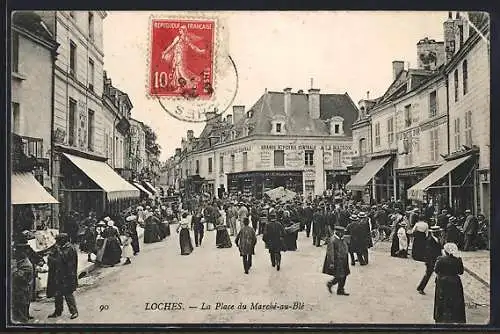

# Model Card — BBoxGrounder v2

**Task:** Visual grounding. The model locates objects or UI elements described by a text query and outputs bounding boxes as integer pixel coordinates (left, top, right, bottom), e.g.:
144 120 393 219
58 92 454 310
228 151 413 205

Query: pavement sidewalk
461 249 490 286
37 226 145 292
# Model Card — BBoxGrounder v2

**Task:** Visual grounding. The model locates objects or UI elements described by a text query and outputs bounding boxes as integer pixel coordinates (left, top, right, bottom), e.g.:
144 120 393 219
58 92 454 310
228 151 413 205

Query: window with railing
332 150 341 167
429 90 437 117
21 136 44 158
219 156 224 173
465 110 472 147
208 157 213 173
454 69 459 102
88 58 95 91
359 138 366 156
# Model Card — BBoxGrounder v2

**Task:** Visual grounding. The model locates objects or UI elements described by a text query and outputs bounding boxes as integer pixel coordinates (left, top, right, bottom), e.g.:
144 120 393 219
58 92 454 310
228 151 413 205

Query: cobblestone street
30 226 489 325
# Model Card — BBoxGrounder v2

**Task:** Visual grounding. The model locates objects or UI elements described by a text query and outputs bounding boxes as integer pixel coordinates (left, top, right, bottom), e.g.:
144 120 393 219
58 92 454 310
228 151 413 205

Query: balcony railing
12 134 49 171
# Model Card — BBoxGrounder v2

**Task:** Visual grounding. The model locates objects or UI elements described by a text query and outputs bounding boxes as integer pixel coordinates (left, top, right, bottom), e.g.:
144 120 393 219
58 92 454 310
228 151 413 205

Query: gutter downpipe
50 16 58 229
445 75 452 209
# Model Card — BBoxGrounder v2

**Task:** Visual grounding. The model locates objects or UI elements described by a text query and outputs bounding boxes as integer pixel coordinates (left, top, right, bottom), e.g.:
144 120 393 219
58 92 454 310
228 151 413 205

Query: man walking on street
47 233 79 319
323 226 350 296
462 209 478 251
226 202 238 237
417 226 443 295
126 214 140 255
303 202 314 238
11 236 34 323
263 211 285 271
235 217 257 274
312 204 325 247
191 210 204 247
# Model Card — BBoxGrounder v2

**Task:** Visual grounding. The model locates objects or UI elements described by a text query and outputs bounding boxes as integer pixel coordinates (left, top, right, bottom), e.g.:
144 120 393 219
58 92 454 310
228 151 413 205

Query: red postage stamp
149 19 215 99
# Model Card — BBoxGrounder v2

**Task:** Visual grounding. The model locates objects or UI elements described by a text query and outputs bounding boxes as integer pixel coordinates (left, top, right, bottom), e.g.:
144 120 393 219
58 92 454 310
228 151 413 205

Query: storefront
326 169 351 191
407 152 478 215
12 172 60 234
227 170 303 199
59 153 140 220
346 155 394 204
396 165 439 206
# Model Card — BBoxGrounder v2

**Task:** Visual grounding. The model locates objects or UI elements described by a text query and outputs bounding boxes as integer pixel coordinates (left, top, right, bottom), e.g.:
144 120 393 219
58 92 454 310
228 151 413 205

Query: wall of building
11 29 53 161
52 11 105 155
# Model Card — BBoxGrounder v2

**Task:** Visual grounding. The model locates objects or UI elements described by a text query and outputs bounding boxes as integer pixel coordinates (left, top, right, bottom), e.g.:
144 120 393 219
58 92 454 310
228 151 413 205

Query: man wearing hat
312 204 325 247
47 233 79 319
303 202 314 238
126 214 140 255
357 212 372 265
322 226 350 296
462 209 478 251
416 226 443 295
11 235 35 322
263 210 285 271
437 209 449 230
445 216 462 247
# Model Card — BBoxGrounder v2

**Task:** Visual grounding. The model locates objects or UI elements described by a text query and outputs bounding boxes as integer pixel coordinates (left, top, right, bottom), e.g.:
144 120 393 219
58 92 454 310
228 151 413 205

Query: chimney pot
232 105 245 124
366 91 370 99
284 88 292 116
307 88 320 119
392 60 405 81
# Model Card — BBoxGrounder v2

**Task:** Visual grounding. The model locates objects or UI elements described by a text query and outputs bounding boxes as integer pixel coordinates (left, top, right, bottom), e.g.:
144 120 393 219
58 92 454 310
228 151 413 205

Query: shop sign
285 151 304 168
304 168 315 178
326 170 350 176
324 144 352 151
262 171 302 178
260 144 316 151
222 146 252 155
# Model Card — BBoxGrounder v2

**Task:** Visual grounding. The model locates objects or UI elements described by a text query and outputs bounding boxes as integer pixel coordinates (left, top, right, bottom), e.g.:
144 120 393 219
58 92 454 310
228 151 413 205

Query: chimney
283 87 292 116
175 148 181 156
187 130 194 141
225 114 233 124
392 60 405 81
204 111 217 124
366 91 370 99
232 105 245 125
307 88 320 119
444 13 457 62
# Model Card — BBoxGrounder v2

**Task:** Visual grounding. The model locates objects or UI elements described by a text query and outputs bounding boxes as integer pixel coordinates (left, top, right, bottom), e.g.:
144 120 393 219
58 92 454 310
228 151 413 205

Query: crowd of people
11 190 489 324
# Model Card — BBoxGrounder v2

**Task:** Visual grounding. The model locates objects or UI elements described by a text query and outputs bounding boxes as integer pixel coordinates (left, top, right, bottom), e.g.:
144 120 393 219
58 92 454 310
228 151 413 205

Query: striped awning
133 182 153 198
12 172 59 205
143 181 159 194
63 153 140 201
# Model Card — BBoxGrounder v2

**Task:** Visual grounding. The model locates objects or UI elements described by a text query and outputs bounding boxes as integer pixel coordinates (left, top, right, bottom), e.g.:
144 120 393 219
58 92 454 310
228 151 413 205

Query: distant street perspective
10 10 490 326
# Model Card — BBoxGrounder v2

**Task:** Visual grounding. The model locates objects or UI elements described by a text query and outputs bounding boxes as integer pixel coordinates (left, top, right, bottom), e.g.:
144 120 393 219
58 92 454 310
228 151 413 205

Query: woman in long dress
143 211 161 244
100 221 122 266
282 210 298 251
391 220 408 258
215 209 232 249
121 230 133 265
410 215 429 261
176 212 193 255
433 242 466 323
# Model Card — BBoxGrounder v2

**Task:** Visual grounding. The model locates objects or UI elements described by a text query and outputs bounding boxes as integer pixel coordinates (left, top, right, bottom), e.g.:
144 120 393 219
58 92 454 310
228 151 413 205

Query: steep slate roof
12 12 56 44
236 91 358 137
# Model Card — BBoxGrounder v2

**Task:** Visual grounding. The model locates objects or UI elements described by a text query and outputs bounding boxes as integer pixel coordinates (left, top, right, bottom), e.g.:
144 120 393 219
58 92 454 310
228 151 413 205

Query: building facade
37 11 139 222
348 11 490 219
169 88 359 200
129 118 147 179
11 11 60 230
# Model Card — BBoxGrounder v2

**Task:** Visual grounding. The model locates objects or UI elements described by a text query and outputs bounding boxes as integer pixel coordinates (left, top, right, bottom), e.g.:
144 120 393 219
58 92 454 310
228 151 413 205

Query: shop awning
143 181 159 194
133 182 153 198
407 155 472 201
63 153 140 201
346 156 391 191
12 172 59 205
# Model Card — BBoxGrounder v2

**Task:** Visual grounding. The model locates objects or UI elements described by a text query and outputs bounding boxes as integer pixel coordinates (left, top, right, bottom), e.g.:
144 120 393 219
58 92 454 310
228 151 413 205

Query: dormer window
276 123 282 133
247 110 253 118
329 116 345 136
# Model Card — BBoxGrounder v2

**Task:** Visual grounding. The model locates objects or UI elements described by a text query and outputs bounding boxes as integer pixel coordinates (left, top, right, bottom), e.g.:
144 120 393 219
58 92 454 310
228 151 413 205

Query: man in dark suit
437 209 448 230
263 211 285 271
322 226 350 296
303 203 314 238
462 209 478 251
312 205 325 247
417 226 443 295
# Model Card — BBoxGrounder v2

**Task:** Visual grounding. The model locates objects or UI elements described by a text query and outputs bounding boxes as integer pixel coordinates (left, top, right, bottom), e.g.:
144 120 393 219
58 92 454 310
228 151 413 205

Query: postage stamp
149 19 216 99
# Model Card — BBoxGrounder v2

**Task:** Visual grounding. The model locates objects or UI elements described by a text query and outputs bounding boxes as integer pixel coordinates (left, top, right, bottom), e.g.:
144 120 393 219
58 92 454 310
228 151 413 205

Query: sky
102 11 449 161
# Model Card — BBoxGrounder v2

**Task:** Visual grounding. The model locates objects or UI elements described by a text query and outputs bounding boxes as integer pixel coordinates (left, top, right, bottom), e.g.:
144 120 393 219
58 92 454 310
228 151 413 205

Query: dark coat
360 218 373 248
312 211 325 236
235 225 257 256
411 231 427 262
437 214 448 230
263 221 285 252
446 223 462 245
12 257 34 305
463 215 478 235
46 243 78 297
433 255 466 323
424 236 443 265
303 206 314 223
346 221 363 252
322 235 350 277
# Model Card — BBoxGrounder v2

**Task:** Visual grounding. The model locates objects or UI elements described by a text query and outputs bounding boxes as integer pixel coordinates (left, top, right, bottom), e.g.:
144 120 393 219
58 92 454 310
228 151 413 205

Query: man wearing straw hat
416 226 443 295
